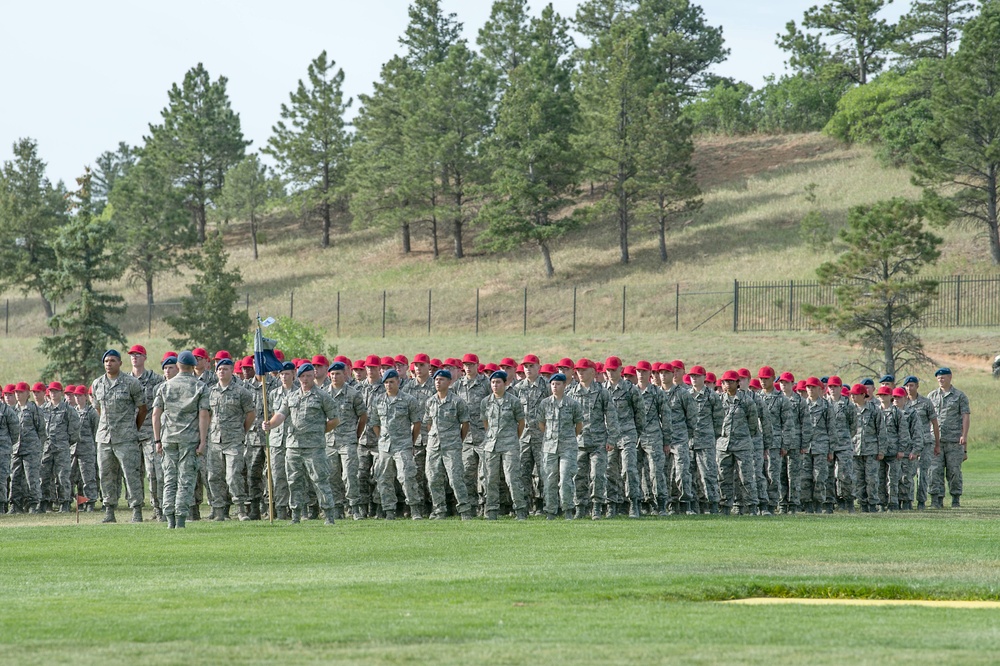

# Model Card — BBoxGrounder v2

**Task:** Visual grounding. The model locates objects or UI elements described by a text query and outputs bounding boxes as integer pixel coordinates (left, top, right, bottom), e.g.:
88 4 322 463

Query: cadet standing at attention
326 361 367 520
153 351 210 529
538 373 584 519
369 369 423 520
481 370 527 521
206 358 256 521
927 367 971 508
424 369 474 520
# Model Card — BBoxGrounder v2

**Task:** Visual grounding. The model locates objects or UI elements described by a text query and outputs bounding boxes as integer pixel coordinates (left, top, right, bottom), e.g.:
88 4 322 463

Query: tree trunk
658 215 668 263
431 213 439 259
539 240 555 279
146 274 155 309
322 201 331 249
988 169 999 264
453 219 464 259
402 222 412 254
251 214 259 260
40 292 53 319
196 201 207 244
618 184 630 264
883 302 895 376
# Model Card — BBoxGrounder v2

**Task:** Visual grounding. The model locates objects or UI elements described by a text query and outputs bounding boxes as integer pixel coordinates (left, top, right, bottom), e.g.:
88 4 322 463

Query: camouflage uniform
761 389 792 512
802 398 837 510
10 401 45 511
456 373 490 511
636 384 672 511
370 390 422 514
135 370 165 514
404 378 435 513
568 381 618 515
909 394 937 506
742 389 773 511
326 382 366 513
514 376 548 512
41 399 79 509
898 401 923 507
242 377 272 515
207 381 255 511
878 403 909 510
0 403 20 509
827 394 856 508
605 378 644 510
538 394 583 516
278 386 340 514
663 384 696 512
927 385 970 501
717 392 759 512
689 385 722 509
780 392 812 512
154 373 210 519
852 400 887 511
425 391 472 517
73 403 100 506
481 391 527 514
91 373 145 510
357 380 384 511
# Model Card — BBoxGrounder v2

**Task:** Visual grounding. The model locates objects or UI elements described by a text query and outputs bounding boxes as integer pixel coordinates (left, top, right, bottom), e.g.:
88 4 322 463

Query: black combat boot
324 509 336 525
290 508 302 524
189 504 201 521
176 515 186 528
709 502 720 515
166 513 176 529
486 510 499 521
131 507 143 523
951 495 961 508
629 499 641 518
60 501 72 513
102 505 116 523
307 504 320 520
515 508 528 521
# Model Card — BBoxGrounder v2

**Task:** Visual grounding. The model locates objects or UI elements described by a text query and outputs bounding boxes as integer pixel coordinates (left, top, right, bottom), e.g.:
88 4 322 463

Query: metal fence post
788 280 794 329
621 285 626 334
956 275 961 326
733 280 739 333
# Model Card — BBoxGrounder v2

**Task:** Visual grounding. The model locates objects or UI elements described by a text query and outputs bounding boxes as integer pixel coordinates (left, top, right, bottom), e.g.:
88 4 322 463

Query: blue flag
253 323 284 375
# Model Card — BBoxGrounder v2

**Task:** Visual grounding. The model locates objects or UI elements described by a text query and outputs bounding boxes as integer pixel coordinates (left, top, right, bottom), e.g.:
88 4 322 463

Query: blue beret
296 363 315 377
281 362 296 372
161 356 177 369
103 349 121 361
329 361 346 371
880 374 894 383
382 369 400 382
178 351 197 366
861 378 875 386
903 376 919 385
216 358 234 369
820 376 829 384
489 370 508 382
433 369 452 380
550 373 567 383
934 367 952 377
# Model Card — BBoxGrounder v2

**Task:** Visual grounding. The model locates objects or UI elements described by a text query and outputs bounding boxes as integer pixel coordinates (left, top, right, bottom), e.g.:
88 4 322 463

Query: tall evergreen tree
145 63 249 243
265 51 352 248
39 170 126 384
478 0 534 89
0 138 65 318
479 4 581 277
399 0 463 72
913 1 1000 262
895 0 975 61
108 155 193 311
92 142 138 212
166 232 251 355
221 153 283 260
636 0 728 96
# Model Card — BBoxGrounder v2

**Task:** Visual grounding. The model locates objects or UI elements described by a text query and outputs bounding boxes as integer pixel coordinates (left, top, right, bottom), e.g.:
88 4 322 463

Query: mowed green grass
2 450 999 665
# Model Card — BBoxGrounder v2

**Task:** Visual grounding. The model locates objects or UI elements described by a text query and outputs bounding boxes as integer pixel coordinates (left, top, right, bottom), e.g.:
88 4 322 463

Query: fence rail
3 273 999 340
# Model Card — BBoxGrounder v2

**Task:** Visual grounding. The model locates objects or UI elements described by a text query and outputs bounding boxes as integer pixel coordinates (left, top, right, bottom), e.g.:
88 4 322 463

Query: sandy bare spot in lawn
723 598 1000 609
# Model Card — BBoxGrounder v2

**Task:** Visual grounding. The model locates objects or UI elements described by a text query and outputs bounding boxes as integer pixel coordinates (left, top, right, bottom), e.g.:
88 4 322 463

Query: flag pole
257 314 276 524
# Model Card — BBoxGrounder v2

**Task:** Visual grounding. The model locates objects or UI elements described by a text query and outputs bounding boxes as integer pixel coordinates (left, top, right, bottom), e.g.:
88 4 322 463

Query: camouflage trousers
357 444 378 506
161 441 199 518
932 441 964 498
752 439 768 506
413 445 429 511
286 447 335 511
427 446 471 515
71 446 99 505
485 447 526 513
207 443 248 507
269 446 289 509
877 456 901 507
780 450 802 509
800 453 829 506
375 448 422 511
718 447 756 509
914 441 935 504
691 445 721 504
326 444 360 509
826 450 854 503
637 435 668 502
10 449 41 506
98 440 144 509
462 441 486 509
853 455 879 506
543 446 578 515
141 439 164 510
244 445 267 502
519 436 544 505
41 444 72 504
574 446 608 507
666 441 694 504
0 444 11 503
898 455 917 504
607 438 640 503
764 448 782 508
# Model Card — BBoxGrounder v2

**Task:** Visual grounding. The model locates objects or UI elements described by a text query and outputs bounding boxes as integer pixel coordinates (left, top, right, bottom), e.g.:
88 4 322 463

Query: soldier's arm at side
198 409 210 455
152 407 164 454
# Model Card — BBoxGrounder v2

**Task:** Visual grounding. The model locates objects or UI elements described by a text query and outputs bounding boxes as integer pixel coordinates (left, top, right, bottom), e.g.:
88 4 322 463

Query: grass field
2 449 999 665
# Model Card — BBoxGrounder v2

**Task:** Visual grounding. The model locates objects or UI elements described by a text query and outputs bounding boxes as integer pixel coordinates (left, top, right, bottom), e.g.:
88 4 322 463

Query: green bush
754 73 851 134
245 317 337 362
684 79 757 135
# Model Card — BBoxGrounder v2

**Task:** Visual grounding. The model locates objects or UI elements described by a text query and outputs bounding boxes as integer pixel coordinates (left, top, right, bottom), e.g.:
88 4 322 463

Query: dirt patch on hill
693 133 847 190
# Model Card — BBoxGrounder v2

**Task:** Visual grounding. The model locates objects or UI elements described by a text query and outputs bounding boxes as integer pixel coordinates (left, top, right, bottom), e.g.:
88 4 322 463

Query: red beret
805 376 822 388
540 363 557 374
737 368 751 379
574 358 592 370
312 355 329 367
413 353 431 364
757 366 775 379
779 371 795 383
749 378 762 390
214 350 231 361
127 345 147 356
604 356 622 370
876 385 892 396
462 353 479 365
380 356 394 367
671 360 685 371
192 348 209 359
557 357 574 368
705 372 717 383
623 365 637 376
31 382 46 392
48 382 64 392
394 354 408 365
635 360 652 372
523 354 540 365
850 384 867 396
689 365 706 376
827 375 843 387
721 370 740 382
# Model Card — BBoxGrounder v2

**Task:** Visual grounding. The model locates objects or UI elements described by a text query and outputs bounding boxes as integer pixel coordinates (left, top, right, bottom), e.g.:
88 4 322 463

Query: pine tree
478 0 533 89
38 170 126 384
221 153 283 260
896 0 975 61
166 232 251 355
479 4 581 277
265 51 352 248
0 138 66 318
912 1 1000 262
145 63 249 244
800 0 898 84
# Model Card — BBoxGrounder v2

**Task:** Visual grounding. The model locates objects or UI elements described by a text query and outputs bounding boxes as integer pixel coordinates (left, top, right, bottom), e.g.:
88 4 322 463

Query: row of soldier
0 347 970 525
